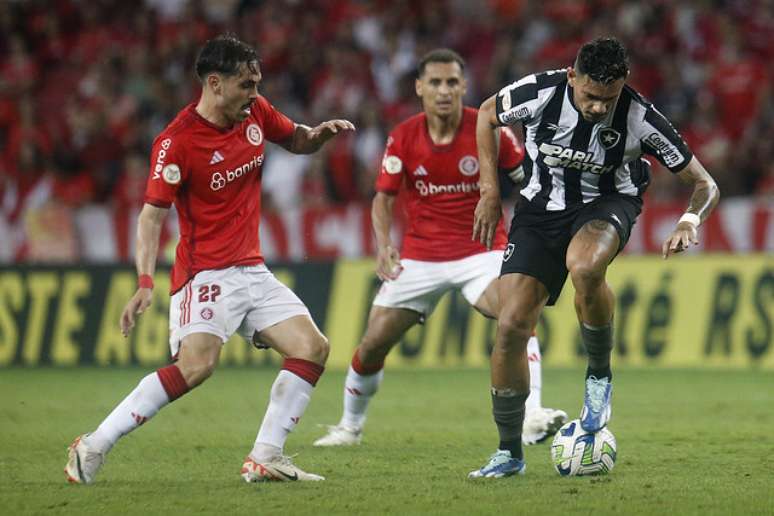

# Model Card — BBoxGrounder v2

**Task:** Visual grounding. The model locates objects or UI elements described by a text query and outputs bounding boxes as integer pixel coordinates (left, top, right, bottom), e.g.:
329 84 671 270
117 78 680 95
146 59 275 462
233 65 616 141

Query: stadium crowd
0 0 772 262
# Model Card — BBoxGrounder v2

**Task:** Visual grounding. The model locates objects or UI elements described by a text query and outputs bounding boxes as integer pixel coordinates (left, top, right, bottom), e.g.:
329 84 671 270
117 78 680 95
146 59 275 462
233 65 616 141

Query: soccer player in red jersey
64 34 354 484
313 49 566 448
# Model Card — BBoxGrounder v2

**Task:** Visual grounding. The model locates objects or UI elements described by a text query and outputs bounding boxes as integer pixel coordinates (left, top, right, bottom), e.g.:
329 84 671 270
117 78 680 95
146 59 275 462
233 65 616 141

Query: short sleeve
374 133 404 195
638 106 693 172
144 135 188 208
252 96 296 143
498 126 525 170
496 74 539 126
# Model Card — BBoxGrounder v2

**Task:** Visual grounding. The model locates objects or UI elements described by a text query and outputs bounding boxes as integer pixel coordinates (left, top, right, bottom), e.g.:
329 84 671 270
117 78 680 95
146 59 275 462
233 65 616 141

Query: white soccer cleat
241 455 325 482
64 434 106 484
522 407 569 446
312 424 362 447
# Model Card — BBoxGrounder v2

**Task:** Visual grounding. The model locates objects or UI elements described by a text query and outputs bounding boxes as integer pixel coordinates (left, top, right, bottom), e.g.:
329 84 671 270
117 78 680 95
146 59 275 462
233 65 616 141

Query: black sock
499 440 522 459
586 365 612 381
491 389 529 460
581 322 613 381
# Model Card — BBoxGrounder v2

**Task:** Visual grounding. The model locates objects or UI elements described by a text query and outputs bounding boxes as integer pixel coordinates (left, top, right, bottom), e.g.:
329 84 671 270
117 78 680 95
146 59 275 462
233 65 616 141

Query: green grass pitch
2 367 772 515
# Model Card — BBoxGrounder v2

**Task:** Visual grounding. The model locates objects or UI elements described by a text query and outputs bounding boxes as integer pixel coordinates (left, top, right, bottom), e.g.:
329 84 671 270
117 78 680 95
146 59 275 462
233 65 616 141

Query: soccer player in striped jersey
469 37 719 478
313 49 566 449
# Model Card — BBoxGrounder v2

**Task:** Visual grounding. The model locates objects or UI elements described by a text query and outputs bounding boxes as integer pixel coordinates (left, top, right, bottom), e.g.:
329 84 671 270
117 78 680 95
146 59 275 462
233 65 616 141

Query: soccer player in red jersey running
313 49 566 448
64 34 354 484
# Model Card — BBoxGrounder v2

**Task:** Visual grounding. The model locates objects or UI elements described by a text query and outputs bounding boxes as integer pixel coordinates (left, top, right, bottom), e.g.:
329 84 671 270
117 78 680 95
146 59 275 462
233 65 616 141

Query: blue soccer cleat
580 375 612 432
468 450 526 479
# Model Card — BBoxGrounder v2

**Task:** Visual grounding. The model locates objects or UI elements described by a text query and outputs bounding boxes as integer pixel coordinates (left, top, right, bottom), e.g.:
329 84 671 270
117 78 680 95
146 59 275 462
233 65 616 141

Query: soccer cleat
522 407 569 445
312 424 362 447
580 375 612 432
64 434 106 484
467 450 526 479
241 455 325 482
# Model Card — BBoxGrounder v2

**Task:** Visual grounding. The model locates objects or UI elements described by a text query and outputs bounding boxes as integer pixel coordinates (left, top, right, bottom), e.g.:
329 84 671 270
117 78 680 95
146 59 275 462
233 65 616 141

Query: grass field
2 367 772 515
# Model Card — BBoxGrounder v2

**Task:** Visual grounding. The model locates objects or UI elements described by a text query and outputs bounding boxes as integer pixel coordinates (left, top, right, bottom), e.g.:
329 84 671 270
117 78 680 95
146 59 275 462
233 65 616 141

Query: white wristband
678 212 701 227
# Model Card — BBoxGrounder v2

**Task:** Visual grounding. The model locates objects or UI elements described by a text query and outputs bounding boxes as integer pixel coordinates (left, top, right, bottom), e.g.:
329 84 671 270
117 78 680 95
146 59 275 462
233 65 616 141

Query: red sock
282 358 324 386
351 347 384 376
156 364 189 401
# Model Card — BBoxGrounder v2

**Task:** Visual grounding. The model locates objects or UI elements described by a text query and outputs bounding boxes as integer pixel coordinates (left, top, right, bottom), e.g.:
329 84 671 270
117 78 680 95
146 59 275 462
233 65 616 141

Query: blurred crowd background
1 0 772 262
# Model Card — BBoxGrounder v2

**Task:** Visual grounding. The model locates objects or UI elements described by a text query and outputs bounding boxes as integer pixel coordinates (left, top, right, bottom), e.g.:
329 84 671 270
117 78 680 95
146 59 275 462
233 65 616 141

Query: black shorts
500 194 642 306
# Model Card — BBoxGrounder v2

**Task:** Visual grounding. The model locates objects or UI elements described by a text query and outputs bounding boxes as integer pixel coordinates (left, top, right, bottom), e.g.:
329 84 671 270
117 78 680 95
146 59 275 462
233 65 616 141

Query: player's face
416 62 466 118
568 68 625 123
216 62 261 125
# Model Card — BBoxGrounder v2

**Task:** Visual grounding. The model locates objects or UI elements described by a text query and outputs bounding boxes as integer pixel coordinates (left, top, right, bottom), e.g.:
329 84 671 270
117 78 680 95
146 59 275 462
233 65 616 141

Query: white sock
525 336 542 412
339 366 384 429
87 372 170 453
251 370 314 461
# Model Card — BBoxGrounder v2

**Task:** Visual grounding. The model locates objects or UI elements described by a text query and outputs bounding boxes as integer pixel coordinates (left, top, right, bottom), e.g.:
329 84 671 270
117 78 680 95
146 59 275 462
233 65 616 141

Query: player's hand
376 245 403 281
472 194 502 249
120 288 154 337
662 221 699 259
309 119 356 141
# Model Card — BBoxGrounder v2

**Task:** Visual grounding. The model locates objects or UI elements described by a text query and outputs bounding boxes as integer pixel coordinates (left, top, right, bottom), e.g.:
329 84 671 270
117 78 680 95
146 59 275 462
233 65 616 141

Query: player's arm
282 120 356 154
472 94 502 249
661 157 720 259
120 203 169 336
372 191 402 281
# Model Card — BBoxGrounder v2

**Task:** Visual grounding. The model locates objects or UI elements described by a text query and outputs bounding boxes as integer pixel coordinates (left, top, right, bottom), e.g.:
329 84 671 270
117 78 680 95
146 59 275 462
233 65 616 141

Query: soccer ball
550 419 617 476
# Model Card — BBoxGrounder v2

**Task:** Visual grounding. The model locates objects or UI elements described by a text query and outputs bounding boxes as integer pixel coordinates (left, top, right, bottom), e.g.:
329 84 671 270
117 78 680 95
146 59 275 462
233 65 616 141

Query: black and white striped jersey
495 69 693 211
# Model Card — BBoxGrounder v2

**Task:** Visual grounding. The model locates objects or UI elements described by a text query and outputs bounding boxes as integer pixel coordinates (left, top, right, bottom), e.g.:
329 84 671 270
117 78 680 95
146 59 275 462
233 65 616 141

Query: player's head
567 37 629 123
415 48 467 118
196 34 261 125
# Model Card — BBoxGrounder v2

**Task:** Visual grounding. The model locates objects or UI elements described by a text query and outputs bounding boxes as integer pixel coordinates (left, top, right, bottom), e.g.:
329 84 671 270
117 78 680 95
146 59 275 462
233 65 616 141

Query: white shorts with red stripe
372 250 502 318
168 264 310 358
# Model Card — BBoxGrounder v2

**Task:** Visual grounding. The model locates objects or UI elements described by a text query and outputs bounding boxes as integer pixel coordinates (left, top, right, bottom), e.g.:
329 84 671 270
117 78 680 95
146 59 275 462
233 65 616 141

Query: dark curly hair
417 48 466 77
195 33 259 80
575 37 629 85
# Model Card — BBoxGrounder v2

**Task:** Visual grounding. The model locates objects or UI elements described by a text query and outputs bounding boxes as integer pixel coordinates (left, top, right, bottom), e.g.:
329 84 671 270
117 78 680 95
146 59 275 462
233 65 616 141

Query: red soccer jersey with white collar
375 107 523 261
144 96 295 293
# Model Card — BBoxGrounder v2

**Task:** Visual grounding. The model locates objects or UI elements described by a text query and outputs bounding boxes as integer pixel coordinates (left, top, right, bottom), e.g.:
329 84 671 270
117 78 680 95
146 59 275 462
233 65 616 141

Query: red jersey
375 107 524 261
144 96 295 293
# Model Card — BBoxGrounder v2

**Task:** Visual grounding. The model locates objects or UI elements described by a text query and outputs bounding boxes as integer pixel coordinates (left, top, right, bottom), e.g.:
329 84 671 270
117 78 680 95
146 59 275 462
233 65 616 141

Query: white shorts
372 250 502 318
168 264 310 358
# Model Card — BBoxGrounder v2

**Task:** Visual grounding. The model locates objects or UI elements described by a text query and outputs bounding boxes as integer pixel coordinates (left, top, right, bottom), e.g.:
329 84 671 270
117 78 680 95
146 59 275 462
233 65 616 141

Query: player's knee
569 261 606 290
496 314 533 348
297 333 329 365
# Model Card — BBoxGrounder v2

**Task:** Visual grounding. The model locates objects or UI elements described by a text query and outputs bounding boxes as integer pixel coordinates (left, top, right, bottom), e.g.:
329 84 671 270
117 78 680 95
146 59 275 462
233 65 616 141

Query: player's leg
469 272 548 478
65 333 221 484
236 266 330 481
464 252 567 446
314 305 420 446
568 194 641 432
242 313 330 481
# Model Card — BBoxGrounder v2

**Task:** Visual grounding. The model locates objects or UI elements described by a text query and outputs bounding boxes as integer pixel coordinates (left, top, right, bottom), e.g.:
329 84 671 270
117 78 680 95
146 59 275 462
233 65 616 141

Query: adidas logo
209 150 224 165
413 166 428 176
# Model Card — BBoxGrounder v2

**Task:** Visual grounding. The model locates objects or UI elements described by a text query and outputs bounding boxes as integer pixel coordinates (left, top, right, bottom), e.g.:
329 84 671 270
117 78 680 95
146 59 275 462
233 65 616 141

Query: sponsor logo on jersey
383 155 402 174
152 139 173 180
210 154 264 191
538 142 614 174
209 150 224 165
644 132 684 167
162 164 181 185
503 243 515 262
246 124 263 146
500 106 531 125
413 165 428 176
598 127 621 149
200 307 214 320
415 180 479 197
458 155 480 176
